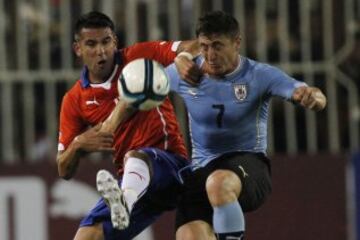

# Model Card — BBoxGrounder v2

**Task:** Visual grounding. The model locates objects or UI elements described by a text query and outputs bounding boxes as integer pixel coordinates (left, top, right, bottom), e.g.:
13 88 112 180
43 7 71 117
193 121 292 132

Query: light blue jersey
166 56 306 167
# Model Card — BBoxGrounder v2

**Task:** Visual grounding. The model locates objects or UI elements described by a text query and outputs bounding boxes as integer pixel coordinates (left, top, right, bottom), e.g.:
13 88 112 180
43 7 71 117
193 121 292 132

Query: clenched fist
292 86 327 111
175 53 202 86
74 123 114 153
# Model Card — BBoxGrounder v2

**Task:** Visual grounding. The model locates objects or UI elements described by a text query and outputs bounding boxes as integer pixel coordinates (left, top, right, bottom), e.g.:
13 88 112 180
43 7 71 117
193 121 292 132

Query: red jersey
58 41 188 174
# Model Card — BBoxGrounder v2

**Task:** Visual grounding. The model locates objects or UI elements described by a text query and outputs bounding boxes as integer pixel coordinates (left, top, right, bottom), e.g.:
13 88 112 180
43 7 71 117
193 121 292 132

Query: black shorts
175 152 272 229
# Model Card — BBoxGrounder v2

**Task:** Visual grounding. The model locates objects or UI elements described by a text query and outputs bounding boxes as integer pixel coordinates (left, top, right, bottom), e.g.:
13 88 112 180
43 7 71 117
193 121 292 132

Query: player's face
198 34 240 77
74 27 117 83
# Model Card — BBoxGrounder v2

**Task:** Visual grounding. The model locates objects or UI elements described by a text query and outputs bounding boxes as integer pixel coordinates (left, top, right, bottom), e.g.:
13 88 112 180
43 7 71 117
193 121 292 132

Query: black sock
216 231 245 240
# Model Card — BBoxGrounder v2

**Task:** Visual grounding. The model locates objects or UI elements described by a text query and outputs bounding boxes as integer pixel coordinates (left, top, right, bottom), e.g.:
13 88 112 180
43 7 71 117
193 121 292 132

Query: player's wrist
72 135 85 153
176 51 194 61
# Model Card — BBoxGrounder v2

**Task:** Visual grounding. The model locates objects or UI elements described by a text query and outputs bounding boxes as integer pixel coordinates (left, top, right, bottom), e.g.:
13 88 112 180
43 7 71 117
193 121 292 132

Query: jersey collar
80 50 123 88
224 55 243 78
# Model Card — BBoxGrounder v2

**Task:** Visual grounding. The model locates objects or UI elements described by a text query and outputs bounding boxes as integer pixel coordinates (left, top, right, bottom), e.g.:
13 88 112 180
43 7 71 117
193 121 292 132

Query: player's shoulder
246 58 270 70
130 40 172 47
121 41 175 64
64 80 82 101
67 79 82 93
245 58 281 76
122 41 172 53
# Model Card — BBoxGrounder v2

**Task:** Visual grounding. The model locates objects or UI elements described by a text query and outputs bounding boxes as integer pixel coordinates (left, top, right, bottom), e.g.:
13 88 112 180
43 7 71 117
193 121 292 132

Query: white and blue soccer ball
118 58 170 111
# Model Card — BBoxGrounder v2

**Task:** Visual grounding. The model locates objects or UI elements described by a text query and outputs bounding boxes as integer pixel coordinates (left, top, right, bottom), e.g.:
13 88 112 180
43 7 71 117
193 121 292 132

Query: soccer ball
118 58 170 111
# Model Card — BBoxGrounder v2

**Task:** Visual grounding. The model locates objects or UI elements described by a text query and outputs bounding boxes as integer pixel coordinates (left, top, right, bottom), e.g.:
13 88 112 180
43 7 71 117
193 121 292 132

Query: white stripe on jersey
58 143 64 151
171 41 181 52
156 107 169 150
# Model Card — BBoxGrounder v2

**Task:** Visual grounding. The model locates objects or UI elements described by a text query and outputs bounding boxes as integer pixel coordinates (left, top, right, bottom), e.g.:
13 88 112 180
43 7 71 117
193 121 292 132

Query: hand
175 54 202 86
292 86 327 111
74 123 114 153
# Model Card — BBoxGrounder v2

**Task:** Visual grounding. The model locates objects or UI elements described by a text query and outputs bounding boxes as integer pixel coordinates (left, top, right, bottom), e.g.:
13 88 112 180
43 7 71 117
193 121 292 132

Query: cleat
96 169 130 230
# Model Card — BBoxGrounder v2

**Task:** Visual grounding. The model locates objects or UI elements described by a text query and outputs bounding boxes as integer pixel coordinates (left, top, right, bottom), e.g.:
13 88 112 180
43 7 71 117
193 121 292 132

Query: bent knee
124 150 150 164
74 224 103 240
176 221 216 240
206 170 242 205
123 150 153 176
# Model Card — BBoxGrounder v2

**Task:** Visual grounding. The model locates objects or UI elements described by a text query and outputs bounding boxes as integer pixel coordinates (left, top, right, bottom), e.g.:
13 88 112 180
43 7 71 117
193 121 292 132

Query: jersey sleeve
122 41 180 67
58 92 86 151
259 64 307 100
165 63 181 92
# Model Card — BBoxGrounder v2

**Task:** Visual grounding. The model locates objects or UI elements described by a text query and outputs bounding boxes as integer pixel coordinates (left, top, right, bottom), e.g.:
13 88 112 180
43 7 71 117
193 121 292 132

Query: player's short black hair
196 11 240 39
74 11 115 40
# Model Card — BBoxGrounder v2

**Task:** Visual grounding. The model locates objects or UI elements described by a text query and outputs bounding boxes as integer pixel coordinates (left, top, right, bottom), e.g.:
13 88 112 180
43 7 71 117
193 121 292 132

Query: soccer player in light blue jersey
167 11 327 240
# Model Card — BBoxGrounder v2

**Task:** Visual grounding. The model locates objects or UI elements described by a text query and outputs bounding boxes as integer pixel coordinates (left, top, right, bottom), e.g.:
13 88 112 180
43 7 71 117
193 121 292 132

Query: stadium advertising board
0 154 348 240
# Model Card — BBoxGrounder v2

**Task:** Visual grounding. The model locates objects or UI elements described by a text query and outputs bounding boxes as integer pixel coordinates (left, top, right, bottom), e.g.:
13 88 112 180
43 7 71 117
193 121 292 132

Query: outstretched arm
292 86 327 111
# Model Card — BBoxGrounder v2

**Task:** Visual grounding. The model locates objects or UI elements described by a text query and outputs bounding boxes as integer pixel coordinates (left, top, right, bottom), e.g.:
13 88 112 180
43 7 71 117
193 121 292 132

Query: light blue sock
213 201 245 234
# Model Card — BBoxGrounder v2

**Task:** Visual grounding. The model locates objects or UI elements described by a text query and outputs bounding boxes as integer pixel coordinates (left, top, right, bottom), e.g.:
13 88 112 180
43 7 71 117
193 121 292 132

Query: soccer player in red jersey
56 11 199 240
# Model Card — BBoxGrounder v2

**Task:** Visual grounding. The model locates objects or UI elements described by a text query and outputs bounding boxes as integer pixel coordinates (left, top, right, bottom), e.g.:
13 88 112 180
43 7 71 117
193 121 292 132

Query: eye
103 37 112 45
213 43 223 50
85 40 96 47
200 44 208 51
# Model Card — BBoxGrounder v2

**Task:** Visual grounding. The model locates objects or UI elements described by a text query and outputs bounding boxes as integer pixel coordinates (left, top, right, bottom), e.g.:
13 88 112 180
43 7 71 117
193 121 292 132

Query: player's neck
88 70 113 84
88 76 103 84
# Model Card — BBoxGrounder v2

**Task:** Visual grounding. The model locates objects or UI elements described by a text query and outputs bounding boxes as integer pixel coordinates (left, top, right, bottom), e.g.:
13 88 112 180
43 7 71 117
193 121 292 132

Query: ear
73 42 81 57
112 33 119 48
235 36 241 51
